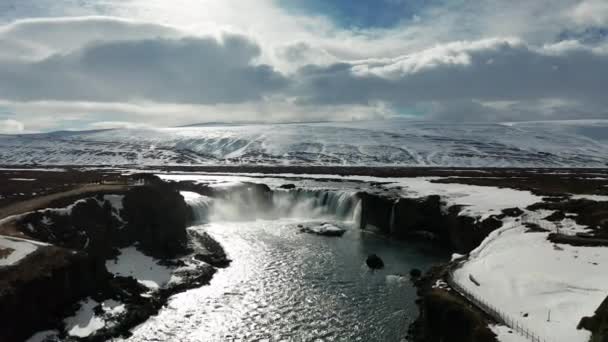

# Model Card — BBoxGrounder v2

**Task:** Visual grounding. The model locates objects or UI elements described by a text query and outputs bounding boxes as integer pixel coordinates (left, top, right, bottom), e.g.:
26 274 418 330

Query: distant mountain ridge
1 119 607 167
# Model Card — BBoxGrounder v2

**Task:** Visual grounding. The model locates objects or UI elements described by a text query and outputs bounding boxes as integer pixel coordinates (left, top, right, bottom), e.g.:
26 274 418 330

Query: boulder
300 223 346 237
501 207 524 217
366 254 384 269
191 231 231 268
410 268 422 278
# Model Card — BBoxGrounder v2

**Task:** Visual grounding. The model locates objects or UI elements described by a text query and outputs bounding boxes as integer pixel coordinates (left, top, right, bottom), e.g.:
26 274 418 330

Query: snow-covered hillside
1 120 607 167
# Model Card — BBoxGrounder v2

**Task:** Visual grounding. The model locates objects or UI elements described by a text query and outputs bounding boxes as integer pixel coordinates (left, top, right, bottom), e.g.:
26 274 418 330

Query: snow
306 223 346 235
0 167 66 172
453 219 608 342
102 299 126 316
0 235 49 267
8 178 36 181
490 325 529 342
25 330 60 342
180 191 205 202
1 119 607 167
64 298 105 338
167 173 541 220
570 194 608 202
106 246 176 289
41 198 90 216
103 195 124 211
388 177 540 220
101 195 125 223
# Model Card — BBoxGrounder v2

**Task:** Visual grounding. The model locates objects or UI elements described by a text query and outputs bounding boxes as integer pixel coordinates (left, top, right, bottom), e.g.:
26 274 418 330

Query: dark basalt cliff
579 295 608 342
0 246 107 342
358 192 509 254
356 191 516 342
1 181 226 341
408 266 496 342
122 183 191 259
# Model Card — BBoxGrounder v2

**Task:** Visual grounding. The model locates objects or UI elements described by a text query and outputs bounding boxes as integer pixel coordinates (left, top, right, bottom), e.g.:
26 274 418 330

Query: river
124 214 444 341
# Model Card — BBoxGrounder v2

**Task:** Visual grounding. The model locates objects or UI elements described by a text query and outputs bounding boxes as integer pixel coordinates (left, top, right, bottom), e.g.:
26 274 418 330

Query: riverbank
0 176 230 341
2 167 607 341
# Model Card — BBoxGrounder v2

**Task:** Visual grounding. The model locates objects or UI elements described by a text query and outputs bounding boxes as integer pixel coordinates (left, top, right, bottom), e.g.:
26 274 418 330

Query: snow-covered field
1 119 607 167
106 247 178 289
453 213 608 342
0 235 49 267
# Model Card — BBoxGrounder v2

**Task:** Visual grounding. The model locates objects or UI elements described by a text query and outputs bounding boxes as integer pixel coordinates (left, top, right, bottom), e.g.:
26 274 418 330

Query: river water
124 216 444 342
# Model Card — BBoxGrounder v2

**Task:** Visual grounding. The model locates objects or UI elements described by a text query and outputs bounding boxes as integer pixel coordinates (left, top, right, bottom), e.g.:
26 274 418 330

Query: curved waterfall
182 188 361 224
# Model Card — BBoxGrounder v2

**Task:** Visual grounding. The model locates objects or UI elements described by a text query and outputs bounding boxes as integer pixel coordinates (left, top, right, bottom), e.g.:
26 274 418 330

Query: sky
0 0 607 133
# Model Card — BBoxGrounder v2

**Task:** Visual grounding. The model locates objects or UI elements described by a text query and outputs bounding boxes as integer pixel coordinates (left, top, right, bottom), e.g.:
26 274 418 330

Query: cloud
0 16 182 60
0 28 288 104
570 0 608 26
1 1 608 129
0 99 395 132
293 38 608 116
0 119 24 133
87 121 155 130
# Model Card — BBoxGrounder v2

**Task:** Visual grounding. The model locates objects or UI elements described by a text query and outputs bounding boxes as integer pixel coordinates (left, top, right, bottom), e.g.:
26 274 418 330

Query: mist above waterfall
182 188 361 224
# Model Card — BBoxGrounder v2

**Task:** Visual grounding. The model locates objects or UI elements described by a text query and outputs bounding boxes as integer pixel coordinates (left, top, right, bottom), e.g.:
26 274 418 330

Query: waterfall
181 188 361 224
389 203 396 233
181 191 213 223
272 189 360 221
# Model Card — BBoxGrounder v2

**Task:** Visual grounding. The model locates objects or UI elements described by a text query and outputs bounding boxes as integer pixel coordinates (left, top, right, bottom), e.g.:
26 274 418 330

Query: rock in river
366 254 384 269
300 223 346 237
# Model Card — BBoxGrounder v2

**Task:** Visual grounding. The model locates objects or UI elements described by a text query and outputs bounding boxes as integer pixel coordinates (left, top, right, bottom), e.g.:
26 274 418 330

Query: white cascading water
182 188 361 224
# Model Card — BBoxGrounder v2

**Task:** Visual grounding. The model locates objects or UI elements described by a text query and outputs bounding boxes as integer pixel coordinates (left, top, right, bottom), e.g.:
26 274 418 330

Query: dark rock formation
410 268 422 278
366 254 384 269
501 207 524 217
528 199 608 237
544 211 566 222
0 247 107 342
357 191 506 254
5 180 231 341
579 295 608 342
548 233 608 247
418 289 497 342
191 231 231 268
408 265 497 342
299 223 346 237
279 184 296 190
18 196 125 260
122 183 191 259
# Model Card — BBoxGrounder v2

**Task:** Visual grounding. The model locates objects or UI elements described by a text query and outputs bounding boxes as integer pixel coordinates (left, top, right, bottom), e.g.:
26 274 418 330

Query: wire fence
447 271 551 342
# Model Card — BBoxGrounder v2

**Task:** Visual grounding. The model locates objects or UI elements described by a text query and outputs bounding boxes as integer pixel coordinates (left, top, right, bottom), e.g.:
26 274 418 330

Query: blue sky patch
277 0 435 29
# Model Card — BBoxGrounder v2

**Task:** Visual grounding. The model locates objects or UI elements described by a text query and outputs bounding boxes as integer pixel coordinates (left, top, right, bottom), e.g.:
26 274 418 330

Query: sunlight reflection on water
124 218 443 342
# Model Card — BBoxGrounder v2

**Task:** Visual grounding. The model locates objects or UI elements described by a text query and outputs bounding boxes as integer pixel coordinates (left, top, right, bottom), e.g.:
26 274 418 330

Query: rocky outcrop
366 254 384 269
417 289 497 342
408 265 497 342
299 223 346 237
528 199 608 237
7 180 228 341
191 230 231 268
19 196 124 260
122 183 191 259
358 192 505 254
579 295 608 342
0 246 107 342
